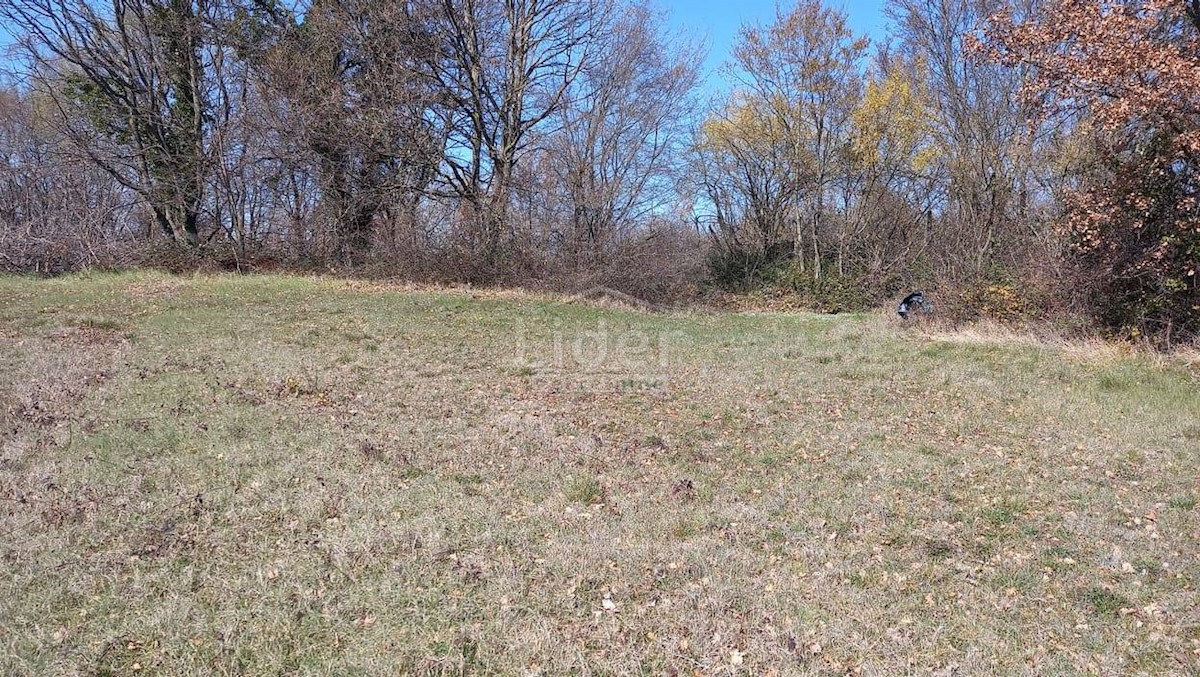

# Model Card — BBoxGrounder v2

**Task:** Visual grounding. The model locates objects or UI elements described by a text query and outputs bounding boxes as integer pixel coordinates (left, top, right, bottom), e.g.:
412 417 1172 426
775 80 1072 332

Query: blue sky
659 0 892 93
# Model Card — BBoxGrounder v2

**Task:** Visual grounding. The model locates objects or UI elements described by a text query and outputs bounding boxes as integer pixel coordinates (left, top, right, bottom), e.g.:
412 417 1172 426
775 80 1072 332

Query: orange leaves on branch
976 0 1200 343
974 0 1200 135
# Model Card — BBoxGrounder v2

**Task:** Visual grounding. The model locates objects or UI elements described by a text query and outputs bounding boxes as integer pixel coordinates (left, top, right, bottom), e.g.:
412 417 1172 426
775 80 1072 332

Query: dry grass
920 317 1200 376
1 271 1198 675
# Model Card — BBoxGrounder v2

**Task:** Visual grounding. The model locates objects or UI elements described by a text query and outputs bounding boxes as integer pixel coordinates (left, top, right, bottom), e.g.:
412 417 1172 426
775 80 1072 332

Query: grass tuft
1080 586 1132 617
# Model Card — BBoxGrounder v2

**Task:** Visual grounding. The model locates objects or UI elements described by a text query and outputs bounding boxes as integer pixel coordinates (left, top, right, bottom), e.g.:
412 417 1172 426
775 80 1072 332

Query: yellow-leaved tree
850 62 936 173
837 58 942 287
691 95 806 284
730 0 869 280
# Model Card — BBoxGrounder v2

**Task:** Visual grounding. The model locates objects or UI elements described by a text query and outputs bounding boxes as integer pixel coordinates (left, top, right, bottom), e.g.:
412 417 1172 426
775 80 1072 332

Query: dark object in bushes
897 291 931 319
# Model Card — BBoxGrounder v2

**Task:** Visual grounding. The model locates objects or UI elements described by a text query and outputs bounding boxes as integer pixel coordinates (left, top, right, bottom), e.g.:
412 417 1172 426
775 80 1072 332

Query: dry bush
544 227 708 306
125 239 225 275
316 218 710 307
919 256 1093 336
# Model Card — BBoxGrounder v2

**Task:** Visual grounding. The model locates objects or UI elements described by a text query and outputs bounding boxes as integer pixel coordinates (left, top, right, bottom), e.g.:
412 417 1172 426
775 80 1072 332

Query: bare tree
549 1 705 261
0 86 130 271
550 1 702 263
0 0 219 245
419 0 608 268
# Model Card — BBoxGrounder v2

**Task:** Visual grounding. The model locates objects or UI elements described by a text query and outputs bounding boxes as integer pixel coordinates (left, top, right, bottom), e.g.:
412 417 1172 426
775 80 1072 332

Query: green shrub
775 264 874 313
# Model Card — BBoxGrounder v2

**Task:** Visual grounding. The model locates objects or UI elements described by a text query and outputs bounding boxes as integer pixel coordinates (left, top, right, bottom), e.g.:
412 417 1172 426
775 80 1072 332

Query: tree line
0 0 1196 344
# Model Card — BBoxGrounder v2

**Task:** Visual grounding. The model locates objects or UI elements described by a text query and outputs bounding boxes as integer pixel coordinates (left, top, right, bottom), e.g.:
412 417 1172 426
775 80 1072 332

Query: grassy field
1 272 1197 675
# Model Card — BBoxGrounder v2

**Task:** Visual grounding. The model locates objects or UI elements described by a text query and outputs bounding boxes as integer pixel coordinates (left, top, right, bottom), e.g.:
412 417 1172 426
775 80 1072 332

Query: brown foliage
977 0 1200 344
